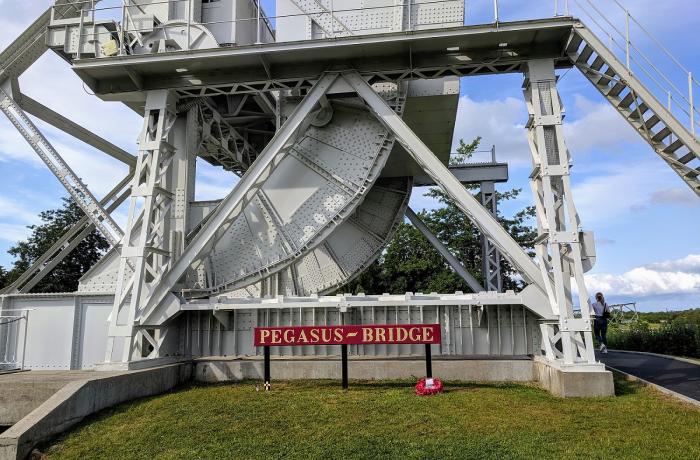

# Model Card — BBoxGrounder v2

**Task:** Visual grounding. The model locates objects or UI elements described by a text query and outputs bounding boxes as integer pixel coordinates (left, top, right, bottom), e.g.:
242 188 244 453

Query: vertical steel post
625 10 631 72
690 72 695 137
341 344 349 389
120 1 126 56
425 343 433 378
480 181 503 293
187 0 191 50
493 0 499 23
264 345 271 386
21 311 29 371
256 0 261 44
407 0 412 31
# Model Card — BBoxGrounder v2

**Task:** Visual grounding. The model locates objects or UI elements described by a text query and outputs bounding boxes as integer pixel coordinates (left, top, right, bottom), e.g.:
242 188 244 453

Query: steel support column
523 59 595 365
479 181 503 292
105 89 180 365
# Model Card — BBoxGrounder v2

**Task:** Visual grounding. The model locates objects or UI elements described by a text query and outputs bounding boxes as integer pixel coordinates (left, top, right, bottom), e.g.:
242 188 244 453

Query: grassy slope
45 377 700 460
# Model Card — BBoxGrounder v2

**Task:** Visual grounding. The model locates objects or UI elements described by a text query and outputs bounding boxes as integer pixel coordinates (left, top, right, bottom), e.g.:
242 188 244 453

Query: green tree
343 137 537 294
0 198 109 293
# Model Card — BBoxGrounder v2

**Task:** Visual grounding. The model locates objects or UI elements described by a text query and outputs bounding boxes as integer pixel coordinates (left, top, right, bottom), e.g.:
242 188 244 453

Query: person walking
592 292 611 353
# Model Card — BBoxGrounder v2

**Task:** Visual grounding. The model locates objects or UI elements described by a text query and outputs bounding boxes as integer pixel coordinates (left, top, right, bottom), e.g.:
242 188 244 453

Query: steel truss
480 181 503 293
0 86 125 248
105 90 189 364
523 60 595 366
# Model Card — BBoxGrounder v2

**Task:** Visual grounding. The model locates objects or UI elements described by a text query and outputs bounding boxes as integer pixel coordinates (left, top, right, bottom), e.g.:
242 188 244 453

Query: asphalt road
597 351 700 402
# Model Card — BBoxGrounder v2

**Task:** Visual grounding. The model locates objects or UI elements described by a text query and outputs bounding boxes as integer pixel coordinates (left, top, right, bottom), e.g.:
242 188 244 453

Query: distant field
43 377 699 460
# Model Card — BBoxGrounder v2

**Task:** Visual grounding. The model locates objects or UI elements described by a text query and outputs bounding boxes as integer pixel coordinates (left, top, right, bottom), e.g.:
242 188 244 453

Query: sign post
425 344 433 378
263 345 271 390
341 344 349 390
254 324 441 389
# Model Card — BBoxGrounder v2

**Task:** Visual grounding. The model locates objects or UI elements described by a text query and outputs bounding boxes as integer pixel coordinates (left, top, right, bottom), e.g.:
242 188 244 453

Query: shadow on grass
612 373 645 397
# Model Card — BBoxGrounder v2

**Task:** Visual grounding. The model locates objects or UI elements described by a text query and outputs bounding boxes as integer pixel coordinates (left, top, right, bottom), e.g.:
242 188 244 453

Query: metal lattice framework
0 0 697 372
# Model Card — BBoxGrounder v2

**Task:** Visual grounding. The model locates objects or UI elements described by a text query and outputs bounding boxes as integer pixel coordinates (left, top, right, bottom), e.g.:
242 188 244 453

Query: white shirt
592 300 608 317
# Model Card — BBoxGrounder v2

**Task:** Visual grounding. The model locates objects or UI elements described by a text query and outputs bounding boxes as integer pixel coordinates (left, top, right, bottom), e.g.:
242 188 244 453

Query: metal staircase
567 25 700 197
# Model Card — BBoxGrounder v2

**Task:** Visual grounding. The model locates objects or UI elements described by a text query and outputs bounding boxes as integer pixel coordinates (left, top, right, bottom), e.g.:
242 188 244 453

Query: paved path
598 351 700 402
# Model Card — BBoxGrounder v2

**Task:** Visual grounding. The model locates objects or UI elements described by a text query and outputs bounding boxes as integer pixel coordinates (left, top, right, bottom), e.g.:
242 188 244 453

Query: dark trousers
593 317 608 347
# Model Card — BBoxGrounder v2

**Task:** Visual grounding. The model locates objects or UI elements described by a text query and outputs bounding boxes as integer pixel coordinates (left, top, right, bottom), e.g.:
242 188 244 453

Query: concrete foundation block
534 356 615 397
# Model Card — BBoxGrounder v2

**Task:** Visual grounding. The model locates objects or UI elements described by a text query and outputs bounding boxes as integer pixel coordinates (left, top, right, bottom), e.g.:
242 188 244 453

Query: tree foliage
343 138 538 295
0 198 109 293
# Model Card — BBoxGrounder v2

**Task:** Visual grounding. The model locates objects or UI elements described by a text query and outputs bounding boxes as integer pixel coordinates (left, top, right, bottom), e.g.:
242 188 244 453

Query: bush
608 320 700 358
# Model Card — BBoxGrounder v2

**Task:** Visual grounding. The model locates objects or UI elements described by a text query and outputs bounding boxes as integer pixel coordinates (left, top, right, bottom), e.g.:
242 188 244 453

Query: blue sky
0 0 698 311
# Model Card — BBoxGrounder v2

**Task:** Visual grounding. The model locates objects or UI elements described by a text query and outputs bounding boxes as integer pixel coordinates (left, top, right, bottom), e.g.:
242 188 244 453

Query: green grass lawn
44 376 699 460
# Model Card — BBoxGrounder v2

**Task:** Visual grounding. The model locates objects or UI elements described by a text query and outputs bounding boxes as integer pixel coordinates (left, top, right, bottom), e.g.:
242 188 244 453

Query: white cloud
586 254 700 297
563 95 642 155
646 254 700 274
648 187 698 206
0 196 40 225
0 223 31 244
452 95 529 164
571 158 696 227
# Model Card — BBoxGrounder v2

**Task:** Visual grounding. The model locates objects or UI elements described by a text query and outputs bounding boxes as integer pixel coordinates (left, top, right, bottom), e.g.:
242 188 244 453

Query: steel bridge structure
0 0 697 382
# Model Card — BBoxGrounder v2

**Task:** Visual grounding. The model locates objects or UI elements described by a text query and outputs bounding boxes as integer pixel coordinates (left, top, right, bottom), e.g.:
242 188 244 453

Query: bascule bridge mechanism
0 1 698 386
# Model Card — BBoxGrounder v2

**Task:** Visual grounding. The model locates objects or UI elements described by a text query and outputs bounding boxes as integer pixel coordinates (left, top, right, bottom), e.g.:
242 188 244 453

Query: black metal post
341 344 349 390
425 343 433 378
264 346 271 388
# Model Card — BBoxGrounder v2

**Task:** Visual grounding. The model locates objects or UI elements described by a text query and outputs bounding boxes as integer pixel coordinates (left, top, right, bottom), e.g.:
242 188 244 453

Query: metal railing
0 312 28 371
56 0 698 138
566 0 699 138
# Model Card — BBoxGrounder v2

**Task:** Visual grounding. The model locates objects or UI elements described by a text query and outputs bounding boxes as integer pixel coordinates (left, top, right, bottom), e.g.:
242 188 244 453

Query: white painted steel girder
0 87 125 249
343 71 553 315
523 59 595 365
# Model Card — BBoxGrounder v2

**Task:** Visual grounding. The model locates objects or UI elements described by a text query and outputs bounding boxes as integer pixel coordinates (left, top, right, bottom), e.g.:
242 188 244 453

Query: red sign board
254 324 441 347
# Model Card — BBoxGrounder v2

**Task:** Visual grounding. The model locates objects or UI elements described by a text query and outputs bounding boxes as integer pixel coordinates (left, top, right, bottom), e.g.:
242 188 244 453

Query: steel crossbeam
0 174 132 295
0 87 125 248
405 207 484 293
17 93 136 167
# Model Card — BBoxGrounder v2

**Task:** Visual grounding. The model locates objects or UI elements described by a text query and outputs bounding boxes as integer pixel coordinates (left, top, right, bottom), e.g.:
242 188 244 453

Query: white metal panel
202 101 394 293
16 298 75 370
77 301 112 369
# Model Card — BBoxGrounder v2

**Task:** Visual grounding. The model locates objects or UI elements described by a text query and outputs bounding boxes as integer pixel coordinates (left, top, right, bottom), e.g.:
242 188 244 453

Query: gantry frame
2 7 697 369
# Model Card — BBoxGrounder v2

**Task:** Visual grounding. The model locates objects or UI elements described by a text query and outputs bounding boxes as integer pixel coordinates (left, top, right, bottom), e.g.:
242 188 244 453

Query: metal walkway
598 351 700 402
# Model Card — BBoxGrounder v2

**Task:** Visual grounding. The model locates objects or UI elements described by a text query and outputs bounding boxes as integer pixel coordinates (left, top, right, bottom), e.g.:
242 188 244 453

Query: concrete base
195 356 536 383
534 356 615 397
0 371 118 426
0 363 192 460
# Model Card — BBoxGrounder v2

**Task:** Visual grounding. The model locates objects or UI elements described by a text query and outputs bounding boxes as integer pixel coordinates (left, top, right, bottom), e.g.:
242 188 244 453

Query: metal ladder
567 24 700 197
